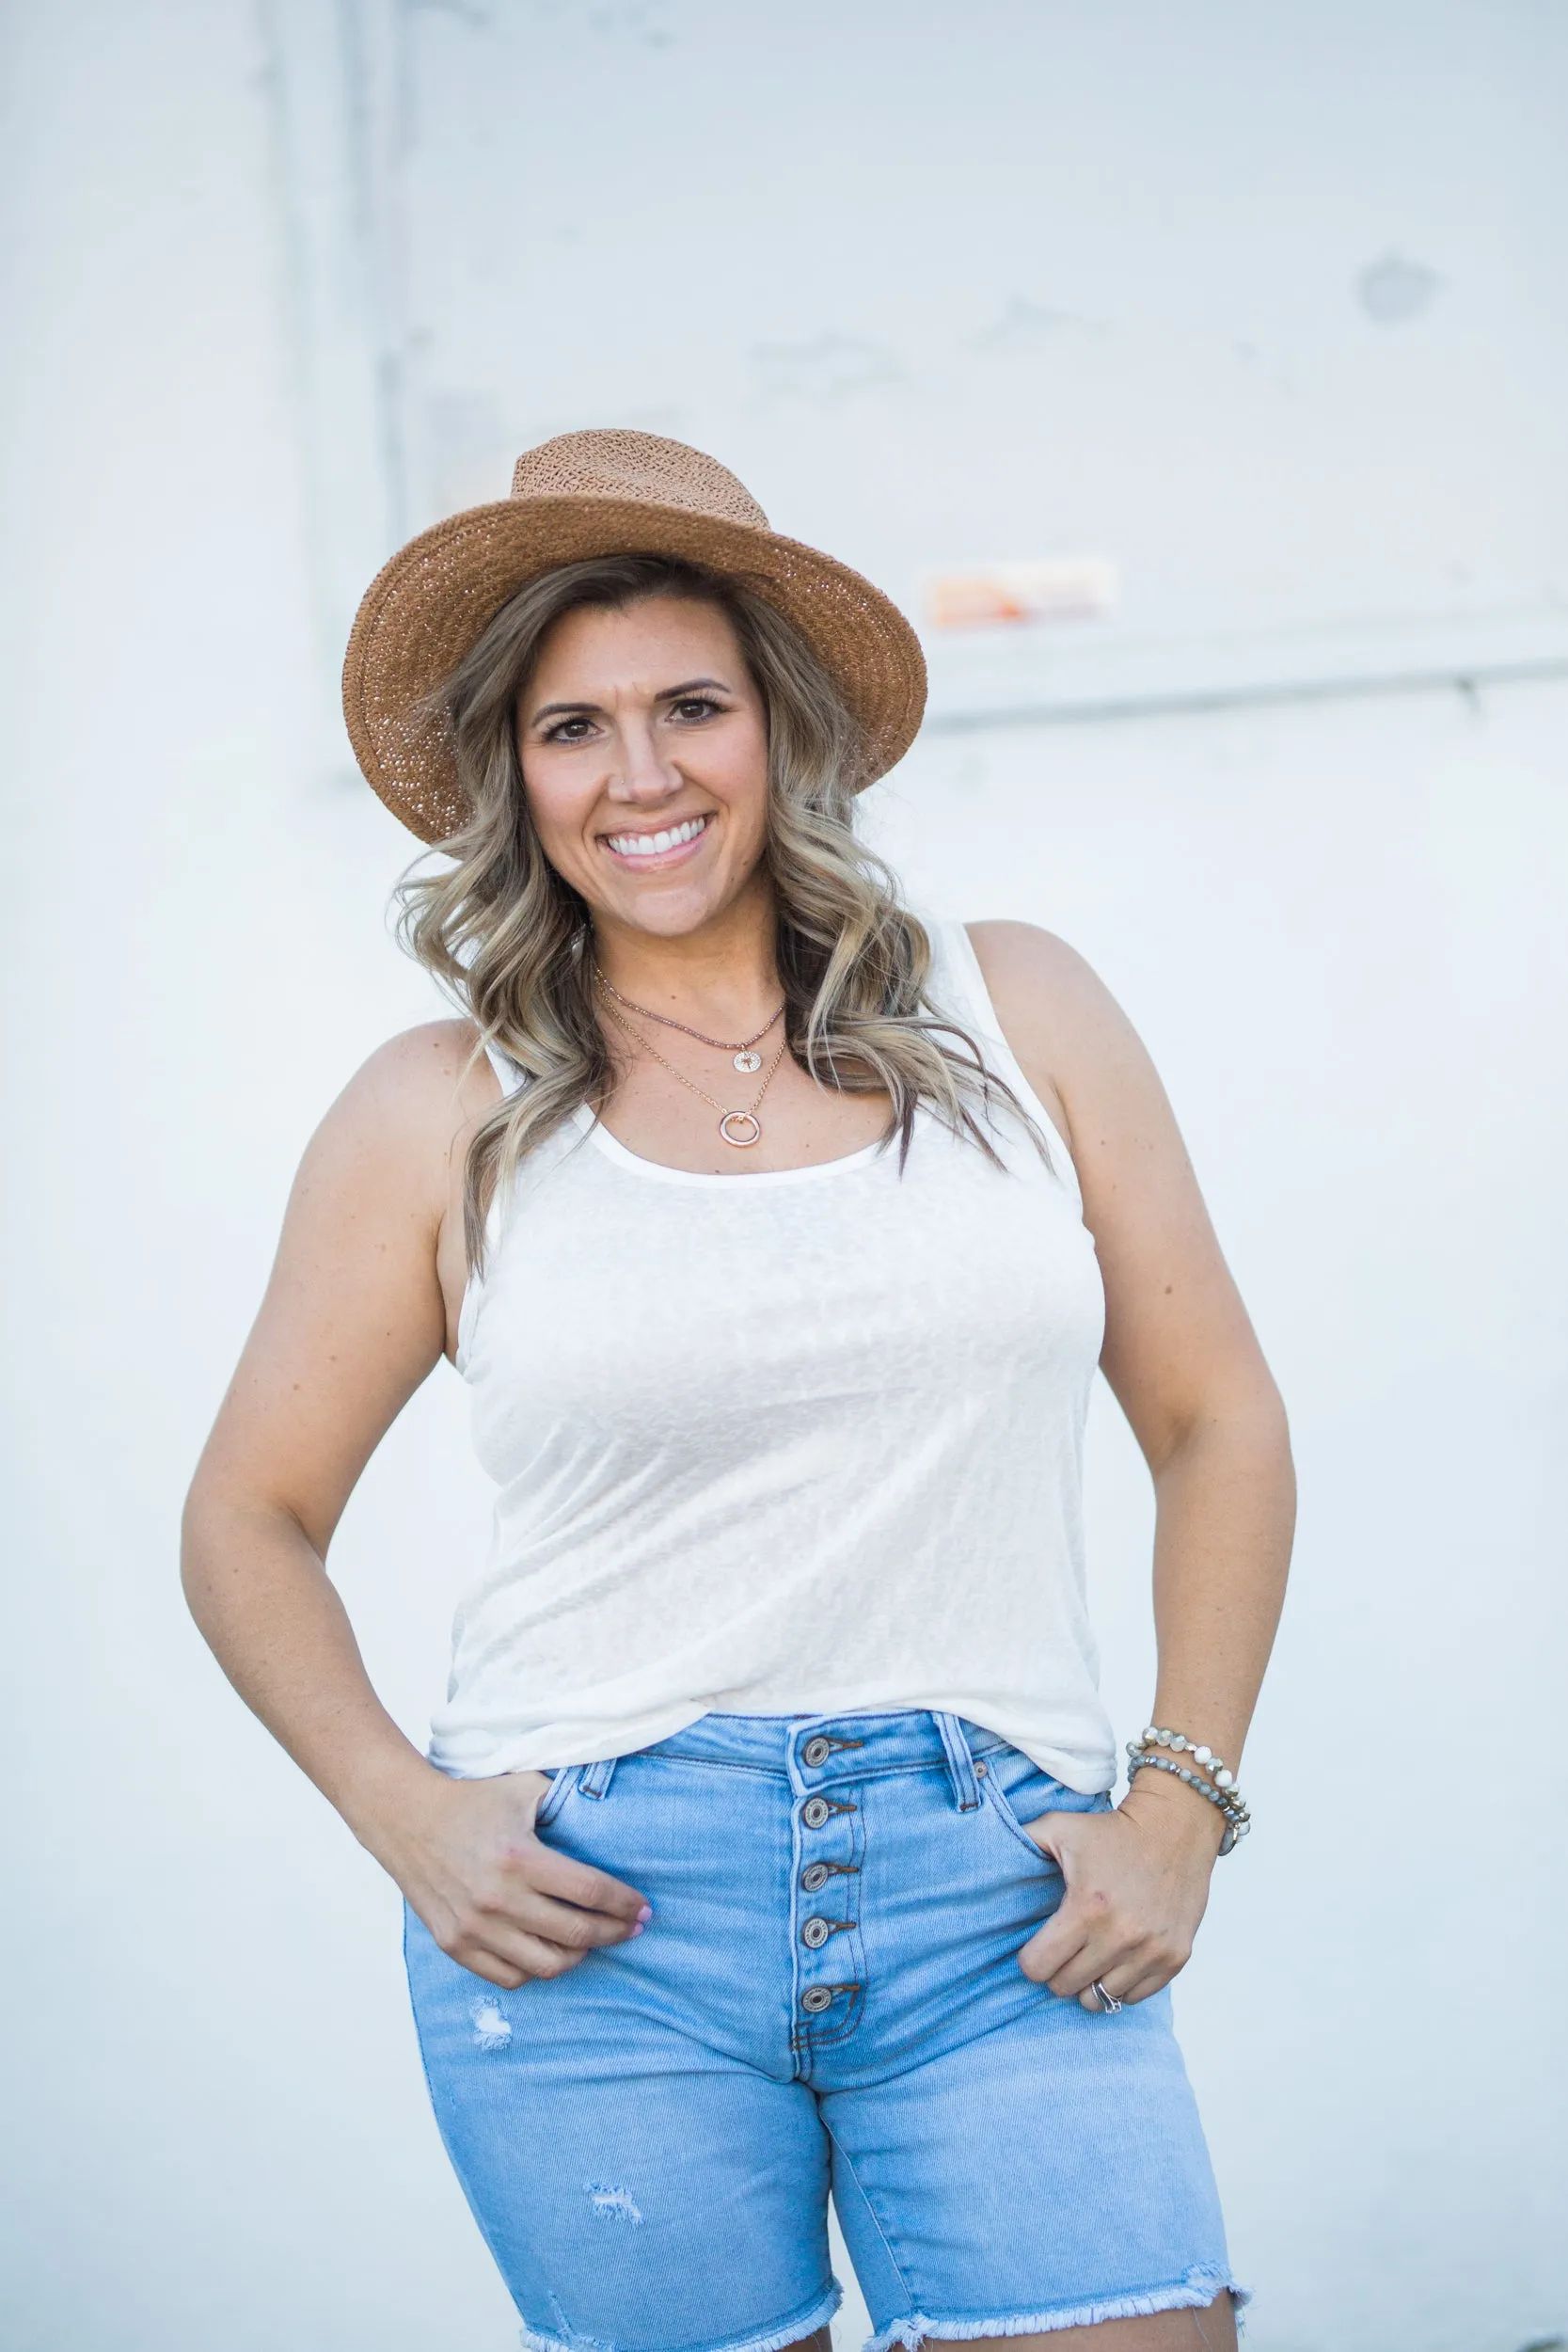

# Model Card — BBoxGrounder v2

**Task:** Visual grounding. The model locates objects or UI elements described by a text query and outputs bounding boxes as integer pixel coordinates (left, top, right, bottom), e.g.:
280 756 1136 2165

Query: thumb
1020 1804 1087 1870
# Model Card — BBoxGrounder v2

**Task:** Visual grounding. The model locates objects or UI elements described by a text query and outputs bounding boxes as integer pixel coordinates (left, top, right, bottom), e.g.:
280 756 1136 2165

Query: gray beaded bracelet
1126 1752 1250 1852
1125 1728 1251 1856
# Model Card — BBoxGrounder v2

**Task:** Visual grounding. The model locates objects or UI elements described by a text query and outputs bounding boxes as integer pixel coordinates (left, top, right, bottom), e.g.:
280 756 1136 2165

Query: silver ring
1089 1979 1123 2013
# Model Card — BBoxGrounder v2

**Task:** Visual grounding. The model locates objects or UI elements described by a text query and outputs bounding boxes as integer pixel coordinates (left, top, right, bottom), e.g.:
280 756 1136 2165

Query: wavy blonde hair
395 554 1041 1263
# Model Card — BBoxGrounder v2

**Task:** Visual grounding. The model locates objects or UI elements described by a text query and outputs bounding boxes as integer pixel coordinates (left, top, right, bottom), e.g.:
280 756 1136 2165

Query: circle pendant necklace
596 983 788 1149
594 968 783 1073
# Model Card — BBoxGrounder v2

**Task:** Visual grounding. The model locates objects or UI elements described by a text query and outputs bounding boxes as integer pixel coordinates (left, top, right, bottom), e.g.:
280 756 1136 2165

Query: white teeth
606 816 706 858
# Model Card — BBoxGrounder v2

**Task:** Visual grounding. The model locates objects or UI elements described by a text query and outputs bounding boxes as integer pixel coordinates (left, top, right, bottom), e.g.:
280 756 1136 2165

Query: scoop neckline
575 1104 892 1189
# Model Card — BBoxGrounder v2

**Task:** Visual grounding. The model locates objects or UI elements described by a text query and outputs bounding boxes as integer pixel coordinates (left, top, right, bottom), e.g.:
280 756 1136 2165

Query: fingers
1013 1804 1078 1869
1017 1878 1108 1986
422 1857 652 1983
461 1933 587 1991
455 1897 649 1987
511 1849 653 1952
410 1773 657 1988
439 1890 643 1984
1029 1907 1191 2003
1022 1909 1180 2009
522 1889 649 1951
450 1779 651 1926
440 1876 649 1976
1034 1923 1190 2006
527 1845 651 1926
1078 1957 1178 2010
1015 1814 1197 2005
1077 1963 1172 2011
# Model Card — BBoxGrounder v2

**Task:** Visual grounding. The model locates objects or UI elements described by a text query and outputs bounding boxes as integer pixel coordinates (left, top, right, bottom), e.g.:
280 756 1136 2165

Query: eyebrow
529 675 735 723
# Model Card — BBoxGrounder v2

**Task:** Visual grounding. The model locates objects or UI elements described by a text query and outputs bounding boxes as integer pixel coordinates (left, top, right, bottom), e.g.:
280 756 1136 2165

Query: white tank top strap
925 917 1080 1202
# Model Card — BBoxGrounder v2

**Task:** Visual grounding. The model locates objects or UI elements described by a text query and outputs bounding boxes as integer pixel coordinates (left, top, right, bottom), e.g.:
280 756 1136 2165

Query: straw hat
342 428 927 843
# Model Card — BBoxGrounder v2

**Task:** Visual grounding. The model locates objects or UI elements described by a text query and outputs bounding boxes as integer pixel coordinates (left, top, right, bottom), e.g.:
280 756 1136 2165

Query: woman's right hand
380 1768 653 1989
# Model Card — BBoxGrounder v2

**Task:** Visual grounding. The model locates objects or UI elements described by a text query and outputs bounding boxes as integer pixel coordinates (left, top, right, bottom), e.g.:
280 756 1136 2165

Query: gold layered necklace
594 975 790 1150
594 968 784 1073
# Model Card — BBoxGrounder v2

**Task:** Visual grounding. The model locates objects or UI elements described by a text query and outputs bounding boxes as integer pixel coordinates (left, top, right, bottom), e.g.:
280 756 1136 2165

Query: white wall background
1 7 1563 2352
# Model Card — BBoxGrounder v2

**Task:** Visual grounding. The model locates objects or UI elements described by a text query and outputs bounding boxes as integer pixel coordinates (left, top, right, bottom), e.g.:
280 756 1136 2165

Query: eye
543 714 598 743
670 696 724 723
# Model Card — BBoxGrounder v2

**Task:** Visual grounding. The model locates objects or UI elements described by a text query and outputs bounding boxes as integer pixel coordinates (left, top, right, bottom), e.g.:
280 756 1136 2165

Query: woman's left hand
1016 1778 1226 2008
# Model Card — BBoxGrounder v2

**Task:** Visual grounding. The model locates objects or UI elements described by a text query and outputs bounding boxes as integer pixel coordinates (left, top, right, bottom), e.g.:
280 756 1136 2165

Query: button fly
800 1985 834 2014
801 1915 833 1948
801 1736 833 1767
800 1861 832 1892
801 1796 832 1829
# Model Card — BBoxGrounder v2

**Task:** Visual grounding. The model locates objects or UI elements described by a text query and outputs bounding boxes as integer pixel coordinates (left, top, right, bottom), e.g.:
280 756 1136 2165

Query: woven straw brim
342 496 928 844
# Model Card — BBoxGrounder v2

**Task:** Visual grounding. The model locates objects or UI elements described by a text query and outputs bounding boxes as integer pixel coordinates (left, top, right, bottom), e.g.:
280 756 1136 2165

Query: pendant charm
719 1110 763 1148
733 1049 763 1073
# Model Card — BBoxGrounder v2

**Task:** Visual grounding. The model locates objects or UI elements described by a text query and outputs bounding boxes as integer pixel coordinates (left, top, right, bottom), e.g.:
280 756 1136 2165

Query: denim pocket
978 1747 1079 1868
532 1764 581 1832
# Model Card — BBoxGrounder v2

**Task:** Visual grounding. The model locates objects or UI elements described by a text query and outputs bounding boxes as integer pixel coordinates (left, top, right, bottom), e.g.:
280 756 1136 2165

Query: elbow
179 1472 224 1625
180 1467 328 1626
1148 1371 1293 1484
178 1468 275 1622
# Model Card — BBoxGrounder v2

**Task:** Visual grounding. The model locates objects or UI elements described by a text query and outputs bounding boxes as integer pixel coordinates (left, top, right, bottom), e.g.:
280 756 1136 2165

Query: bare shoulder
966 918 1101 1006
329 1016 494 1124
964 920 1142 1112
299 1017 501 1210
194 1020 503 1527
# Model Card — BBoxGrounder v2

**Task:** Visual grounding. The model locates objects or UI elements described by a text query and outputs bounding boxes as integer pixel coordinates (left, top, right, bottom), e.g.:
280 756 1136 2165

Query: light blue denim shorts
404 1710 1241 2352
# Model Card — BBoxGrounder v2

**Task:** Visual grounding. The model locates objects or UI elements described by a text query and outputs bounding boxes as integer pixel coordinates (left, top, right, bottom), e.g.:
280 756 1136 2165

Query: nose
605 712 685 808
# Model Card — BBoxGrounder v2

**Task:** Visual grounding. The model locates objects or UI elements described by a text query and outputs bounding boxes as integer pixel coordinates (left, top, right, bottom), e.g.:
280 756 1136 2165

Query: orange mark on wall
923 557 1120 631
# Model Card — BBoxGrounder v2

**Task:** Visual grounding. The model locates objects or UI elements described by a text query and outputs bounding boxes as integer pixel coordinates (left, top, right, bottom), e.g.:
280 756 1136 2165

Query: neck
591 875 782 1025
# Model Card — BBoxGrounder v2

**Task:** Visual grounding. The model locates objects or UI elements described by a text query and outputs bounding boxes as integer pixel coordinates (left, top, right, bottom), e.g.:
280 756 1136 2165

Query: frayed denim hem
519 2280 842 2352
862 2268 1247 2351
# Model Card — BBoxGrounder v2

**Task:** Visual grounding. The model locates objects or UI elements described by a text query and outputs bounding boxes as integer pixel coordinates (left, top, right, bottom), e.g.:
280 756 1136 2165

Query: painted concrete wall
1 7 1563 2351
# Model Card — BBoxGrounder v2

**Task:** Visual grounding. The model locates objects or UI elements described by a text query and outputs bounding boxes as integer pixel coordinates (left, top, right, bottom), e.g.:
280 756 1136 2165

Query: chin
600 882 729 937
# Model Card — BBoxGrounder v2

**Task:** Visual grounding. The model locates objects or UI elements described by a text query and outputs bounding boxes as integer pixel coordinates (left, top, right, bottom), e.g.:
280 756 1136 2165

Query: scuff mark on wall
1357 252 1444 325
968 296 1110 355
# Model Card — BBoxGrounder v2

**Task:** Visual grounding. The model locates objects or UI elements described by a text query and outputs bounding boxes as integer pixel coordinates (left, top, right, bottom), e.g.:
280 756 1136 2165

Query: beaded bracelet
1127 1726 1250 1816
1126 1752 1250 1853
1124 1727 1251 1856
1136 1724 1241 1792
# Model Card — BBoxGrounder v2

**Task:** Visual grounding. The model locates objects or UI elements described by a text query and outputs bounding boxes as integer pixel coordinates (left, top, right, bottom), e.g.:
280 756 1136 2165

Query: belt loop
935 1713 980 1812
578 1755 619 1801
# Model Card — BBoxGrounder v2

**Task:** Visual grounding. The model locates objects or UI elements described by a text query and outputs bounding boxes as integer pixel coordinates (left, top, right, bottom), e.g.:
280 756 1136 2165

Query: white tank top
433 920 1115 1792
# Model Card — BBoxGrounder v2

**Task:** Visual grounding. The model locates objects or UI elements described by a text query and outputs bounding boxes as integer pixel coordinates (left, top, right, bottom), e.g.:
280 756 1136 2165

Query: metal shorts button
801 1796 832 1828
801 1736 833 1767
800 1861 832 1892
800 1986 834 2014
801 1915 832 1948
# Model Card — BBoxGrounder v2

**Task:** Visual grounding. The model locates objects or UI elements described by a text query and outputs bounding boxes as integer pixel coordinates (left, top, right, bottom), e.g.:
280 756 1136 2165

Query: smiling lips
601 812 712 864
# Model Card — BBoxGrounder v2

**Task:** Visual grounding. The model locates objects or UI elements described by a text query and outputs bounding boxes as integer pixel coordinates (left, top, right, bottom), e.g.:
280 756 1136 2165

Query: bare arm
970 920 1295 2004
182 1022 648 1986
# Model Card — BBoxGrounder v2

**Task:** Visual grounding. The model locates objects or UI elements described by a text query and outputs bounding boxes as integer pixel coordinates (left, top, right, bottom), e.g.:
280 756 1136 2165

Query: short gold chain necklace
595 982 789 1149
593 967 784 1073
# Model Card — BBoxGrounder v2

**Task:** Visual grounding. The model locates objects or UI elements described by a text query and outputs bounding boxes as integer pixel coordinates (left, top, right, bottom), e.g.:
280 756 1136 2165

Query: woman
183 431 1293 2352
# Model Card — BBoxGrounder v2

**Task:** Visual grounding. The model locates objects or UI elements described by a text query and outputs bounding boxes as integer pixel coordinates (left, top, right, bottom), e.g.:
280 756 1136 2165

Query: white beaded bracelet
1137 1724 1241 1791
